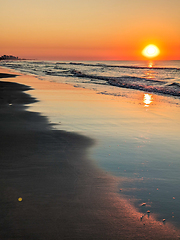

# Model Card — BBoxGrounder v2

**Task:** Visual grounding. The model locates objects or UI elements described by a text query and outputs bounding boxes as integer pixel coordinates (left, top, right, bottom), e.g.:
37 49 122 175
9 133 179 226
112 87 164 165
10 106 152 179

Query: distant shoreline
0 55 28 61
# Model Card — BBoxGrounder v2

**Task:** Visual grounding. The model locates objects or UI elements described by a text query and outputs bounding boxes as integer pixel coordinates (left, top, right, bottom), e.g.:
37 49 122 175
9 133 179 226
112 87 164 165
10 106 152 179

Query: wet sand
0 71 180 239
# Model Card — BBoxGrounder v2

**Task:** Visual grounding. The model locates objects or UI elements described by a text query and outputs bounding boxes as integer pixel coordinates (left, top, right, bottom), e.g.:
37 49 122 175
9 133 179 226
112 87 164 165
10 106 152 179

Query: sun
142 44 160 58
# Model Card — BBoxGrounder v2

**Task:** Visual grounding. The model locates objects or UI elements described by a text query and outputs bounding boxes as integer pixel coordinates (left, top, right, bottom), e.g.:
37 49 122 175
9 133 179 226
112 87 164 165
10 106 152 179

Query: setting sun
142 44 160 58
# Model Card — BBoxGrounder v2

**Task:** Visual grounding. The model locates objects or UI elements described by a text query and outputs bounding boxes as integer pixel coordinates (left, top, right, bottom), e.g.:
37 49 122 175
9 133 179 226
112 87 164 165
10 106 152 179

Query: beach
0 68 180 239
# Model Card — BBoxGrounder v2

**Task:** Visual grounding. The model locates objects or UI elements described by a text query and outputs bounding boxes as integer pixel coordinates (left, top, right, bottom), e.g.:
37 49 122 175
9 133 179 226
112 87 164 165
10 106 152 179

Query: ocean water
0 60 180 98
1 60 180 227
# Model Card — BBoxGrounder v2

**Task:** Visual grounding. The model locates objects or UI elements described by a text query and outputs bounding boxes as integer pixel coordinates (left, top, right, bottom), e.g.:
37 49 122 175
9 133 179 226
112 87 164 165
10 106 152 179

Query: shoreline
0 69 180 239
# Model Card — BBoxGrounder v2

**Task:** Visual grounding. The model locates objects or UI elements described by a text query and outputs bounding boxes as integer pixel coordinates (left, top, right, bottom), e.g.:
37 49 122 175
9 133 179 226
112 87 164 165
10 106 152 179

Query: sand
0 70 180 239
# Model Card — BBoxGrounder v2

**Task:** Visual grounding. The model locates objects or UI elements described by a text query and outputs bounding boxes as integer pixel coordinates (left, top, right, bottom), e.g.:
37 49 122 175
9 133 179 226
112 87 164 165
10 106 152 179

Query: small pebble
163 219 166 224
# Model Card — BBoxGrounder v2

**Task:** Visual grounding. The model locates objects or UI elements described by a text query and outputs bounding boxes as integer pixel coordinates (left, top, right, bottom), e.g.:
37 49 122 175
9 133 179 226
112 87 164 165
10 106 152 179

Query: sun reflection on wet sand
143 93 153 107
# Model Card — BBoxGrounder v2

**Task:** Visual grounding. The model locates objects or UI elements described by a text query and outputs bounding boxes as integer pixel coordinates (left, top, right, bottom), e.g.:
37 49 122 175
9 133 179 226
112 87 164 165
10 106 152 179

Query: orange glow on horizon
0 1 180 60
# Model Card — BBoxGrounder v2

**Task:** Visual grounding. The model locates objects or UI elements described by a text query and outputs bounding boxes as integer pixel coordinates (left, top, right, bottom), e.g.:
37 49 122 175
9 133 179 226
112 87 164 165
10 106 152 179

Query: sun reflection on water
148 61 153 68
143 94 153 107
143 61 156 80
144 70 155 79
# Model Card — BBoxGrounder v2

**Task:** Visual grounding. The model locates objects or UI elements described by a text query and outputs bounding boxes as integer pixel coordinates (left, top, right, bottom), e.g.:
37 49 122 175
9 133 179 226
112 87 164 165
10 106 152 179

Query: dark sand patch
0 74 180 239
0 81 36 105
0 73 17 79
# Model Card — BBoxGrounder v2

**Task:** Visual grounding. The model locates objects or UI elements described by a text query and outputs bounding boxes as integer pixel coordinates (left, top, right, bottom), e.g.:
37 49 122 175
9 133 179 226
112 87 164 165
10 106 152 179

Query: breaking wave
69 70 180 97
68 61 180 71
0 60 180 98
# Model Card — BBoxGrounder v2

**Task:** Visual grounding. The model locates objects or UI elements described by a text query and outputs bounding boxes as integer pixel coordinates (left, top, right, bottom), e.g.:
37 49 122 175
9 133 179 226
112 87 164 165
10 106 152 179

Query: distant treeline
0 55 19 60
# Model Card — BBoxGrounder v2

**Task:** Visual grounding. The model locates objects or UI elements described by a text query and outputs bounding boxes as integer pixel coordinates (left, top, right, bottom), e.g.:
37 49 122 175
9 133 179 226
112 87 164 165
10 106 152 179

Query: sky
0 0 180 60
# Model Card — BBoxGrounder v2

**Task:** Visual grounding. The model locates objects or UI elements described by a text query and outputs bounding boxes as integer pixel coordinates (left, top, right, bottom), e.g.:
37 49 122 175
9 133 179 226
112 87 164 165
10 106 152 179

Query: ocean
1 60 180 227
0 60 180 98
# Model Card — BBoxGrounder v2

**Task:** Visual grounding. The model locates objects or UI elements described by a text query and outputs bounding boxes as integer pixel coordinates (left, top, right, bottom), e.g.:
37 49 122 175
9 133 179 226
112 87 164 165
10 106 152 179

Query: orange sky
0 0 180 60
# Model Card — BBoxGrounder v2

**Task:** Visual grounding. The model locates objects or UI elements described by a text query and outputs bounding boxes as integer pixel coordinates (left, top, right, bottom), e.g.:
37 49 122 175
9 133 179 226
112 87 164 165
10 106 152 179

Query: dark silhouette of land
0 55 21 61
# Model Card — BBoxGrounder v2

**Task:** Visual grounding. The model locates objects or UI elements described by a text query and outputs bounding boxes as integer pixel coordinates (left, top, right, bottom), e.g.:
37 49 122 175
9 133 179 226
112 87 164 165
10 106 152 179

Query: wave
70 69 165 83
43 69 71 76
167 82 180 88
67 62 180 71
0 60 179 98
108 78 180 97
41 68 180 97
69 70 180 97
